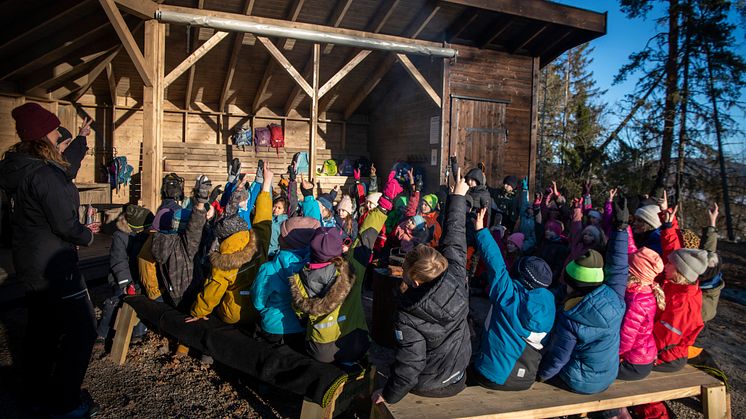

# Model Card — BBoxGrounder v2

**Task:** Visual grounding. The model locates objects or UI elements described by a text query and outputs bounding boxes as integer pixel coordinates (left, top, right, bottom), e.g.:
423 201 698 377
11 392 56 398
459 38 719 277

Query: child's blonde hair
401 245 448 292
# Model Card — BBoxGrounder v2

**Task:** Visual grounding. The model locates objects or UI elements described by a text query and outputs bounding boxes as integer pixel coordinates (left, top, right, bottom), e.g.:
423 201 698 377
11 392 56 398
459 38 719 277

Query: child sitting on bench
371 169 471 405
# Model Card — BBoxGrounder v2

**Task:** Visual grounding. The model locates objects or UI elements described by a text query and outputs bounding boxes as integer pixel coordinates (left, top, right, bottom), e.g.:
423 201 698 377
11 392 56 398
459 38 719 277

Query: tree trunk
653 0 680 194
675 3 691 225
705 42 735 240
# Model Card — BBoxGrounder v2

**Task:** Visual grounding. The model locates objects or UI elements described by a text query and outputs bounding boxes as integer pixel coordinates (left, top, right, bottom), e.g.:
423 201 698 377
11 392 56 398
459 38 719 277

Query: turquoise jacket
251 247 308 335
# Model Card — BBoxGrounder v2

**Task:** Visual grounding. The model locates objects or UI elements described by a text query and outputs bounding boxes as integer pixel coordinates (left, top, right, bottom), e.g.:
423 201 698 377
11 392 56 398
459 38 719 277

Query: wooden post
528 56 540 192
110 302 139 366
309 43 320 178
142 20 165 210
702 383 729 419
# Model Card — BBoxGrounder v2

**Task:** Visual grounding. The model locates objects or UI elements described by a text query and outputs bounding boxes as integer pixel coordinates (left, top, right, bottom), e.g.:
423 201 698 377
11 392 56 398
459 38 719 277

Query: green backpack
317 159 338 176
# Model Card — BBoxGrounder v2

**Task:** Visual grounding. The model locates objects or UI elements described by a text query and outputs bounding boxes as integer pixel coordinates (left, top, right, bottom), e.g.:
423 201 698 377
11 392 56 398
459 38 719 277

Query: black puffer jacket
0 151 93 296
382 195 471 404
109 216 149 293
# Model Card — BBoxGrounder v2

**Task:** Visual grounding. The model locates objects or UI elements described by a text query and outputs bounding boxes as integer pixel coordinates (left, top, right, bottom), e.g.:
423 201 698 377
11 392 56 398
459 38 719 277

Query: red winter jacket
653 213 704 364
619 288 658 365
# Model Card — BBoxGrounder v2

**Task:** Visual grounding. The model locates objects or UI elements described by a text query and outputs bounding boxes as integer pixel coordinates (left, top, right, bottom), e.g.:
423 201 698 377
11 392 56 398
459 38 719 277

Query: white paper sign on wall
429 116 440 145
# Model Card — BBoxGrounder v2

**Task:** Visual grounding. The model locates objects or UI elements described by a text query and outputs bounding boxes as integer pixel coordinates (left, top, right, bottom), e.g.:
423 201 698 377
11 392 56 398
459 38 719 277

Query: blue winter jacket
538 228 628 394
250 247 308 335
474 229 555 385
517 188 537 252
267 214 288 260
236 181 261 230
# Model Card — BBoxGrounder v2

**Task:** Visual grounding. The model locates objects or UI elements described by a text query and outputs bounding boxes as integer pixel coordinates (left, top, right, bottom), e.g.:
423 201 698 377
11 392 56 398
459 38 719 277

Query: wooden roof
0 0 605 115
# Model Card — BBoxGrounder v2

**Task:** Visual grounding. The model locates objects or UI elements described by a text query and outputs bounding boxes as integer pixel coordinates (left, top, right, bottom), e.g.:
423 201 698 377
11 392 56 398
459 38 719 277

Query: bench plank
379 367 724 419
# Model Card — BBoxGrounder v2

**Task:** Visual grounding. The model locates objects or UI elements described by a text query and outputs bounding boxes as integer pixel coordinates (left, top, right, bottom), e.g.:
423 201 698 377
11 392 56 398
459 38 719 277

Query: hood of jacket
210 230 258 271
289 259 354 316
0 151 48 194
399 272 468 325
117 215 133 234
563 284 625 328
519 288 556 332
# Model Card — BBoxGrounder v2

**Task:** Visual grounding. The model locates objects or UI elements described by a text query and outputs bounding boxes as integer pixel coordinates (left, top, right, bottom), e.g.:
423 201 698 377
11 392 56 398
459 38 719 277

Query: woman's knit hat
310 227 344 263
422 194 438 213
12 103 61 141
503 175 518 189
516 257 552 290
635 205 662 229
337 195 354 215
669 248 708 283
366 192 382 207
507 232 525 250
588 210 602 221
629 247 664 283
545 220 564 237
280 216 320 250
317 194 334 214
565 249 605 288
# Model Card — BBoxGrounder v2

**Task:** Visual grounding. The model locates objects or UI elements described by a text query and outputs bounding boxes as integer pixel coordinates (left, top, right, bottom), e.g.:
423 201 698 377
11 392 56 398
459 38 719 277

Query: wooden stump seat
372 367 728 419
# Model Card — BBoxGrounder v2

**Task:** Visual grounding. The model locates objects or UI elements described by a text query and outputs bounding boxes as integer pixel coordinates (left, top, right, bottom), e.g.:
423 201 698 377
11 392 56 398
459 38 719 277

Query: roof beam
185 0 206 110
68 47 122 101
0 17 112 81
535 27 573 59
256 36 313 97
396 54 440 106
478 18 513 49
0 0 91 52
106 62 117 105
509 24 547 54
218 0 255 112
20 47 115 93
322 0 355 55
252 0 305 113
368 0 402 34
99 0 153 86
113 0 157 19
318 49 371 98
445 9 478 42
164 30 228 87
443 0 606 34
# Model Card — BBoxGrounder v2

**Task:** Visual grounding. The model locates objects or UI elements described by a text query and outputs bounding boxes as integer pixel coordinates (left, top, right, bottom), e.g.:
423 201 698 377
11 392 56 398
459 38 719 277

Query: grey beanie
635 205 662 229
668 248 708 283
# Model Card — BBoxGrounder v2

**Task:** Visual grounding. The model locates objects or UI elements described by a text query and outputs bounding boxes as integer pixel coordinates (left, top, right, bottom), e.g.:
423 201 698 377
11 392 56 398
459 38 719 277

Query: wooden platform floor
380 366 725 419
0 233 111 304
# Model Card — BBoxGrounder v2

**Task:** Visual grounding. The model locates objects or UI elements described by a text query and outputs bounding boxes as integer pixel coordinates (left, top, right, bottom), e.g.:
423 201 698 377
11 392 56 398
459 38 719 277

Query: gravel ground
1 241 744 418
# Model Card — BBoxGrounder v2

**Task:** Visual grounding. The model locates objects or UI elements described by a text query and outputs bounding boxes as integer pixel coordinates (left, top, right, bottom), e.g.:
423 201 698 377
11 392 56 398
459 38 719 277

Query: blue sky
553 0 746 157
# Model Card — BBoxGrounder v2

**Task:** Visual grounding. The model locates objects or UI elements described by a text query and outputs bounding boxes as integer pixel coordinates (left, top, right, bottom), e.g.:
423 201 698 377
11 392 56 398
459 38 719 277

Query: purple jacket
619 288 657 365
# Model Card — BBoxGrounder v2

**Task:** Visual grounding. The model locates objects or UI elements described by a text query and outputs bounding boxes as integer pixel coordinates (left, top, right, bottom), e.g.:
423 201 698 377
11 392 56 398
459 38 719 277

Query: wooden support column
142 20 165 210
309 43 320 178
528 56 539 191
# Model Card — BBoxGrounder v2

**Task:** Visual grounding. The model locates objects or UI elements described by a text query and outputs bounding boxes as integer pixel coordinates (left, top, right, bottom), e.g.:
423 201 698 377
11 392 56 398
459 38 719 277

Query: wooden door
449 97 507 187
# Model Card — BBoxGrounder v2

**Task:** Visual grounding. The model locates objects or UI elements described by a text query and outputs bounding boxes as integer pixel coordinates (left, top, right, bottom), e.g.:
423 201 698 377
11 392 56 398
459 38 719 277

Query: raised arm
701 203 719 253
439 170 469 279
604 198 630 299
475 208 512 301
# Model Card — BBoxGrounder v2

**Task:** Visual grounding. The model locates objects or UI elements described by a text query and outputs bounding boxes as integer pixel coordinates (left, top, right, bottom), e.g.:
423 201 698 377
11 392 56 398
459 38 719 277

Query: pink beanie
629 247 664 284
508 233 525 250
545 220 563 237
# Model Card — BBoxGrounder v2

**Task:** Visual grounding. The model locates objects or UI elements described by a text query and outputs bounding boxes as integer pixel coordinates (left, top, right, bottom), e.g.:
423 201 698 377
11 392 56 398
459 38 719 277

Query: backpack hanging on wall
254 127 271 151
338 159 354 176
317 159 338 176
293 151 309 175
107 156 133 192
354 158 372 177
232 126 253 150
268 123 284 155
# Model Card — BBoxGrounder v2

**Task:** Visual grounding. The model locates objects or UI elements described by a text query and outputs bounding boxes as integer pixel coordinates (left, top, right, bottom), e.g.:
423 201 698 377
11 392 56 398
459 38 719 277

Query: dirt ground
1 241 745 418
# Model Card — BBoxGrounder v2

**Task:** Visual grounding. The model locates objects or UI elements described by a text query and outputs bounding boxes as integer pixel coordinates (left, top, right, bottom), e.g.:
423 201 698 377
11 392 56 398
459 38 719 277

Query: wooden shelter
0 0 606 210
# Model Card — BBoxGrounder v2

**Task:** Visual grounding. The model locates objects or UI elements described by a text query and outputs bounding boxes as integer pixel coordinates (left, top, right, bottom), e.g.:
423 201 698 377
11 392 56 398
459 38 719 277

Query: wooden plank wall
442 47 535 187
368 56 443 193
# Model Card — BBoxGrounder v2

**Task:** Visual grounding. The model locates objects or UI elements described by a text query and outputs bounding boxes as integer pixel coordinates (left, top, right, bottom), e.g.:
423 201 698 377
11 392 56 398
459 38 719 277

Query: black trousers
23 290 97 414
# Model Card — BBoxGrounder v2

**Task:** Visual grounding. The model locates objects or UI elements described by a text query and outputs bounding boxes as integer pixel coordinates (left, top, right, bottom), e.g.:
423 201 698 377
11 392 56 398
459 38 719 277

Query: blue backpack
338 159 354 176
108 156 133 191
294 152 309 175
232 126 253 148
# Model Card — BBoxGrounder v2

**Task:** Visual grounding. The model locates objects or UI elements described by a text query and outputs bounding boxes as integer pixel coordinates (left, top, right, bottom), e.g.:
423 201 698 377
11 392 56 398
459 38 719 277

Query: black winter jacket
151 206 208 307
0 151 93 296
382 195 471 403
109 217 148 293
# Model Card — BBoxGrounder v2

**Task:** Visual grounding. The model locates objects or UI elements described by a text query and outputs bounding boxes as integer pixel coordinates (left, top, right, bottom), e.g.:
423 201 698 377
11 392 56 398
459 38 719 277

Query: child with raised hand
371 169 471 405
653 205 707 372
470 207 555 391
335 194 358 242
618 247 665 380
537 197 629 394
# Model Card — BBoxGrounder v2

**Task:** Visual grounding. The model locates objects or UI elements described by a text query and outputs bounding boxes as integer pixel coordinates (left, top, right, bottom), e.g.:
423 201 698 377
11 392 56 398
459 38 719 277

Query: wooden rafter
21 47 115 93
283 0 354 115
106 62 117 105
478 18 513 49
445 9 479 42
184 0 206 110
113 0 157 19
0 0 92 52
444 0 607 33
0 17 111 81
99 0 153 86
509 24 547 54
535 28 573 59
252 0 305 113
395 54 441 106
256 36 312 97
69 48 122 101
341 1 442 118
318 50 371 98
164 31 228 87
218 0 255 112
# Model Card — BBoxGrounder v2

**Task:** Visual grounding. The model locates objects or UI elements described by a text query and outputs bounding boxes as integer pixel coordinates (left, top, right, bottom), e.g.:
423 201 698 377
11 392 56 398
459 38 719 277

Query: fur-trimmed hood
210 230 259 271
117 215 133 234
288 259 354 316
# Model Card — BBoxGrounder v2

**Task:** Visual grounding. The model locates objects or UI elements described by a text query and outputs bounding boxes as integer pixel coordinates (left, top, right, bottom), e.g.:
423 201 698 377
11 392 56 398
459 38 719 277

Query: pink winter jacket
619 287 658 365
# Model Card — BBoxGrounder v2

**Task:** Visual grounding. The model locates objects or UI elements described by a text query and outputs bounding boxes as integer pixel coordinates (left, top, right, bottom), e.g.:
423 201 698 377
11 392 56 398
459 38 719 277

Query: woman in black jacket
0 103 97 417
372 169 472 405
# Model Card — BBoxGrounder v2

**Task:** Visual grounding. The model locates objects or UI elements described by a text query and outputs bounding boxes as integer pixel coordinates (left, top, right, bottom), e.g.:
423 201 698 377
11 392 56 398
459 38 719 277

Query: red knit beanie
11 103 60 141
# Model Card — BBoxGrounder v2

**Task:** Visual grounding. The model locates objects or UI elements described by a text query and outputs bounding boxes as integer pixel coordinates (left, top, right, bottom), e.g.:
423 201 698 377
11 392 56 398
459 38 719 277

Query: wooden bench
372 367 729 419
111 300 373 419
